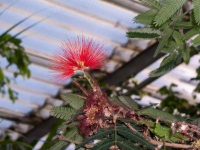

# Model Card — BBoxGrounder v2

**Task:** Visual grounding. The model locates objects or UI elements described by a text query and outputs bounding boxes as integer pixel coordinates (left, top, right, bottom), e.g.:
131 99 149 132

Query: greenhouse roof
0 0 199 145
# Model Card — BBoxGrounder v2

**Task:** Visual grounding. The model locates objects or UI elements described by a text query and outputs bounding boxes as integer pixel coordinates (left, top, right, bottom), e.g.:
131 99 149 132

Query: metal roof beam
102 43 164 86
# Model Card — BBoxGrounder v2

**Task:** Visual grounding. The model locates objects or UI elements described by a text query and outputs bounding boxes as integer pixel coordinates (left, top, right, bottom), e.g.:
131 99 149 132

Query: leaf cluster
158 84 200 118
50 93 190 150
0 5 49 101
127 0 200 77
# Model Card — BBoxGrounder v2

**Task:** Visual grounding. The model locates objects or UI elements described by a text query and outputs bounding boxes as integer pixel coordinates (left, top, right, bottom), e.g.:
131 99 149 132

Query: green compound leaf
150 123 188 142
153 0 186 26
154 28 173 57
61 93 84 110
118 96 139 110
49 141 68 150
150 53 179 77
137 107 178 122
50 106 76 120
134 9 158 25
117 139 143 150
91 138 114 150
117 126 156 150
183 27 200 40
173 30 183 45
193 0 200 25
175 22 193 29
191 35 200 46
181 47 190 63
138 0 162 9
109 96 129 109
127 28 160 39
0 68 4 82
78 129 114 147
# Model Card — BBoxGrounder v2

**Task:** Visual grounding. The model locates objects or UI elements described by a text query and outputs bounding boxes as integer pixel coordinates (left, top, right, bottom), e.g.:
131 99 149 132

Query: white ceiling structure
0 0 199 143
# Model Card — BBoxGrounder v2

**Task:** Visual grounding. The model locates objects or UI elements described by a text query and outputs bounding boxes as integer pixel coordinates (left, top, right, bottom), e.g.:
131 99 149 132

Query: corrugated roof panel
8 87 46 107
0 11 79 41
1 0 128 45
55 0 140 28
4 71 59 96
0 119 13 129
0 98 33 114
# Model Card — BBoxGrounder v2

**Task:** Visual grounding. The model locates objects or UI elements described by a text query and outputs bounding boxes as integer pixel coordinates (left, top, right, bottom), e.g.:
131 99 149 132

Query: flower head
50 36 109 82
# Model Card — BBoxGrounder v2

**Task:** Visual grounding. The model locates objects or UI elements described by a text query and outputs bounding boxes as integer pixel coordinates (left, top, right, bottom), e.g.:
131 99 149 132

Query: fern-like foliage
183 27 200 40
134 9 158 25
138 0 162 9
117 137 143 150
153 0 187 26
49 141 68 150
61 93 84 110
154 28 173 57
91 138 114 150
78 125 156 150
118 96 139 110
50 127 83 150
117 126 156 149
137 107 178 122
193 0 200 25
50 106 76 120
192 35 200 46
150 52 181 77
78 129 114 147
127 28 160 39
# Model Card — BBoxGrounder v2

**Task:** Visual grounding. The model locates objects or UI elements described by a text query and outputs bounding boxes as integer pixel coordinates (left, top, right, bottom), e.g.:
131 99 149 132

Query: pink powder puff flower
50 36 109 82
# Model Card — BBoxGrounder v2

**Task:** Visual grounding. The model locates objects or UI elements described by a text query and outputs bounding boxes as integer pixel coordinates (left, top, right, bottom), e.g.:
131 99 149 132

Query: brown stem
149 139 192 149
73 80 89 96
58 135 80 145
125 122 193 149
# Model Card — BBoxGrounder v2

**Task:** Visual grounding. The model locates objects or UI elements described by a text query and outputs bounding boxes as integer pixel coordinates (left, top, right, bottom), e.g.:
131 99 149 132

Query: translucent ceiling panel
3 86 46 107
2 0 128 45
188 54 200 69
57 0 141 28
4 72 59 97
133 95 160 106
0 98 33 115
0 119 13 129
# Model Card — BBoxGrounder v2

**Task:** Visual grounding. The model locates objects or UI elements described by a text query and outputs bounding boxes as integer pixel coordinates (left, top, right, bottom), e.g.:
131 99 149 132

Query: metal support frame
103 43 164 86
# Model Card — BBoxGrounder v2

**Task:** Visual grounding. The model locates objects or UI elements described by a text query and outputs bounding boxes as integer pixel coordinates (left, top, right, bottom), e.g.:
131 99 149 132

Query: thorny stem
57 135 80 145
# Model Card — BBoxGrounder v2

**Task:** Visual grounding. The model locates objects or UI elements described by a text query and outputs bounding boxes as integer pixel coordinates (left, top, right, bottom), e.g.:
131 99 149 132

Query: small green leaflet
134 9 158 25
150 123 188 142
61 93 84 110
50 107 76 120
138 0 162 9
154 28 173 57
191 35 200 46
193 0 200 25
91 138 114 150
127 28 160 39
0 68 4 82
118 96 139 110
173 30 183 45
137 107 178 122
183 27 200 40
181 47 190 63
117 126 156 149
153 0 187 26
150 53 179 77
175 22 193 29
